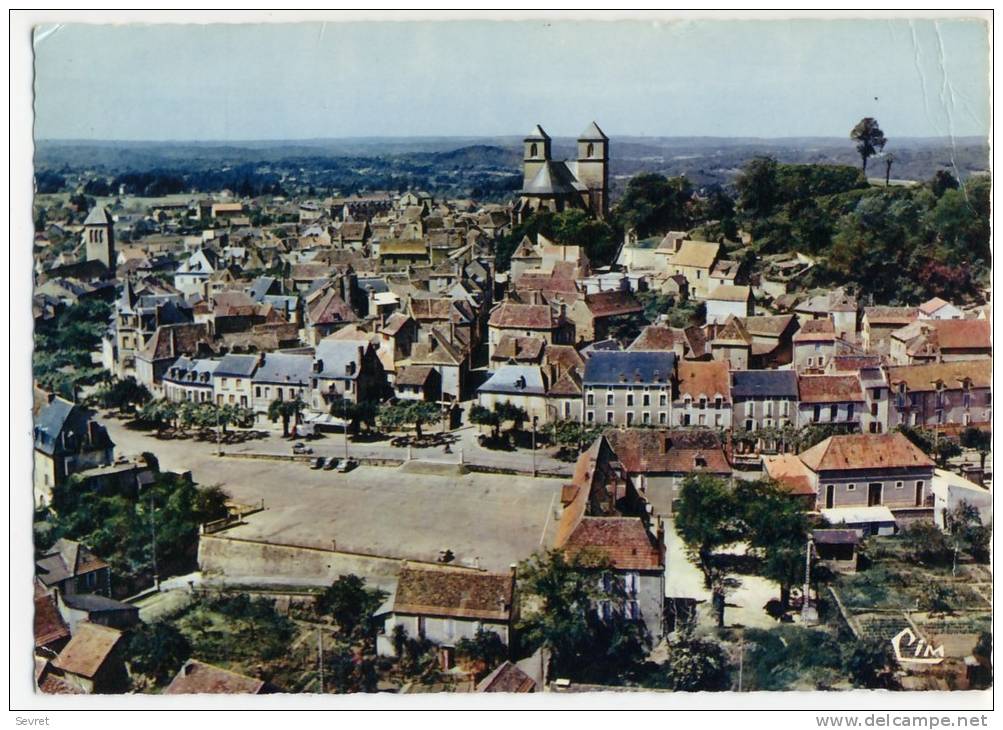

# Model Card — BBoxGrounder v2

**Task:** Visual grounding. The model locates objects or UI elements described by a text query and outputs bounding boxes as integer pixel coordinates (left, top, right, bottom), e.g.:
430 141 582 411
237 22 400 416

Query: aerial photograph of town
15 11 993 716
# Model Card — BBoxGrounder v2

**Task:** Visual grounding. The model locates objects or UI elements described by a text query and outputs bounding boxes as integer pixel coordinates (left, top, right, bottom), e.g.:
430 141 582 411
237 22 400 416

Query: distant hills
34 135 988 193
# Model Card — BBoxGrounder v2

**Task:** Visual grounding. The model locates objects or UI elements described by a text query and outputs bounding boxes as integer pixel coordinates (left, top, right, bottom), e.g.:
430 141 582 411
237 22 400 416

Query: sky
32 18 991 141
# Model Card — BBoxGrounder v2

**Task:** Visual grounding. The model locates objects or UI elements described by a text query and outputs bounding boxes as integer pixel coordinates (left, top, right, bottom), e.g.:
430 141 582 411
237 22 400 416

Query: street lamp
531 415 538 477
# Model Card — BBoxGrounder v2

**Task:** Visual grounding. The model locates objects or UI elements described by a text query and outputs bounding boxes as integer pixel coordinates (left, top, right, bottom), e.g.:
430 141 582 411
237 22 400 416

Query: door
868 483 882 507
825 484 835 509
915 482 924 507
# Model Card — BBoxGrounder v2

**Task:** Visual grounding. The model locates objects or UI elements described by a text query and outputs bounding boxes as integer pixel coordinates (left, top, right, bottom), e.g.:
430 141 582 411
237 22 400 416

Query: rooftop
393 567 513 622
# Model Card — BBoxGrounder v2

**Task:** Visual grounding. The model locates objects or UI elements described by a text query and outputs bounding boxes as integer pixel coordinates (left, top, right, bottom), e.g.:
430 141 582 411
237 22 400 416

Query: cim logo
890 627 945 664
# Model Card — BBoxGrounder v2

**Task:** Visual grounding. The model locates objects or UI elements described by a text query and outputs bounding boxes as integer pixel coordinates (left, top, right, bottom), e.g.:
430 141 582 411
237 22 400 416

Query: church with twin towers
512 121 609 224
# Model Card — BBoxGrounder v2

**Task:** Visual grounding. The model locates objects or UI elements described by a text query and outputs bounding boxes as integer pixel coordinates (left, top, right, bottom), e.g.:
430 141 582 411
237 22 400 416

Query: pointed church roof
579 121 608 141
83 206 113 226
524 124 550 141
523 161 583 195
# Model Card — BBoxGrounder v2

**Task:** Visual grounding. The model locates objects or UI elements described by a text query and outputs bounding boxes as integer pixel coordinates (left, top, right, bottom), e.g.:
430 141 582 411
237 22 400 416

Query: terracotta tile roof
34 594 70 649
138 323 212 362
489 301 557 330
393 567 514 621
793 317 836 342
919 297 951 316
52 623 123 679
380 312 413 336
476 661 536 692
830 355 883 372
677 360 730 400
165 660 266 695
763 454 816 497
799 432 934 473
39 673 84 694
603 428 731 475
797 374 864 403
560 517 663 571
712 317 752 346
410 327 466 366
743 314 796 338
491 334 546 363
395 365 436 387
585 290 643 318
308 290 357 326
290 262 332 281
924 319 991 350
864 306 920 325
544 344 585 373
548 368 583 396
666 240 720 269
886 359 991 391
628 325 680 352
409 297 454 321
708 284 752 303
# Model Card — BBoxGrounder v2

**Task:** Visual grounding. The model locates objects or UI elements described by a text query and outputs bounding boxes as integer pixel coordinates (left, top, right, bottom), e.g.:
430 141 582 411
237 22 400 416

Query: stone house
212 353 259 408
657 239 722 299
730 370 799 437
583 351 676 427
134 322 214 391
793 318 838 373
796 374 865 429
163 356 220 404
487 299 574 361
376 566 517 662
311 339 386 408
250 352 314 418
673 360 732 430
50 622 128 694
861 306 919 353
705 284 754 325
35 539 111 598
885 360 992 430
888 319 992 366
33 398 115 507
799 432 935 528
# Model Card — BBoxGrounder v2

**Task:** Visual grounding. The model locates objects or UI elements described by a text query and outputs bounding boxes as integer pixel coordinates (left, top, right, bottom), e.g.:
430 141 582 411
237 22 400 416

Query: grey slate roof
522 162 584 195
252 352 314 386
525 124 550 140
583 351 676 386
34 398 113 456
214 353 259 378
579 121 608 140
60 593 136 614
730 370 799 398
248 276 277 302
478 365 547 396
314 340 367 381
83 206 113 226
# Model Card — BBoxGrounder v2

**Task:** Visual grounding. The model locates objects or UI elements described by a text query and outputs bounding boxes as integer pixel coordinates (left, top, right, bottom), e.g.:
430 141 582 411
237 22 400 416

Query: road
101 414 573 478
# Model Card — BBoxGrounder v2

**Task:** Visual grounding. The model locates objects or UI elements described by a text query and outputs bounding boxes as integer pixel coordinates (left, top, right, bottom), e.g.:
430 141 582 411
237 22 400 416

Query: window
813 405 821 422
627 412 634 425
847 404 854 421
895 481 904 490
626 393 634 407
624 572 639 595
255 386 261 397
587 142 595 157
715 396 723 410
806 357 813 367
847 483 856 491
659 393 667 406
606 411 614 424
587 393 595 406
642 412 650 424
698 414 706 426
530 143 538 157
782 400 790 417
626 600 640 620
606 393 614 406
699 397 707 410
715 413 722 427
222 378 228 388
643 393 650 407
659 412 667 424
682 413 691 426
829 405 837 421
765 402 773 417
586 411 594 423
564 401 571 418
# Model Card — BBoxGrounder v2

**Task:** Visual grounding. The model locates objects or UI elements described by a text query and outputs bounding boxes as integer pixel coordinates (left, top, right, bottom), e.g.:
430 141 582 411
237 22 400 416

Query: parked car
336 458 356 473
293 442 313 455
323 457 339 470
310 457 324 469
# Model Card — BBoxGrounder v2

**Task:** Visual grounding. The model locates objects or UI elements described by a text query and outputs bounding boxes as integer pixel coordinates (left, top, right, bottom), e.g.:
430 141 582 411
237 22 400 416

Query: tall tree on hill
850 117 887 175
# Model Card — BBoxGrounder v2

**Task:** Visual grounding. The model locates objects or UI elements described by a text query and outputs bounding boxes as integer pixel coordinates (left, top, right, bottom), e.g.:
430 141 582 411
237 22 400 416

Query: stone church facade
513 122 609 224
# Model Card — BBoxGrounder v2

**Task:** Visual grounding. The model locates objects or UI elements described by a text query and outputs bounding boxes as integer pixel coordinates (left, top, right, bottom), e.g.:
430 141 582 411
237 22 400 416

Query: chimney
258 351 266 366
47 392 56 404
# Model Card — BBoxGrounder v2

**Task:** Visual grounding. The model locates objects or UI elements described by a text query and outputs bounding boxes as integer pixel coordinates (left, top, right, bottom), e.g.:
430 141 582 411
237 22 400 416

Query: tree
317 574 388 638
330 397 378 433
735 157 780 218
737 480 811 610
126 622 192 687
960 427 992 472
614 173 694 237
138 400 178 434
468 403 502 440
455 628 508 680
844 637 899 689
92 377 152 414
647 636 731 691
944 500 991 568
674 474 743 587
850 117 887 174
929 169 960 198
377 401 439 439
884 154 895 186
517 549 650 684
268 396 304 437
193 484 230 524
